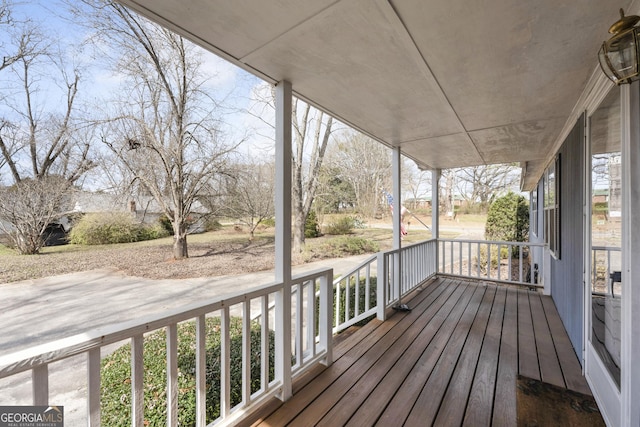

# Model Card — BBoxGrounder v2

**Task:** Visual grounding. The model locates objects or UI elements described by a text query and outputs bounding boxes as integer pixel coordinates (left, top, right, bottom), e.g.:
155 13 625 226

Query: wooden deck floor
246 277 592 427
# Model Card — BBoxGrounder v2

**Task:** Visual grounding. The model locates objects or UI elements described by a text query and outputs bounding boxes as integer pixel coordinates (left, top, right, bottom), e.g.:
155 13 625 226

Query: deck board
375 282 476 426
290 278 448 426
529 292 565 388
341 281 469 426
463 286 505 426
249 279 593 427
492 287 519 426
517 290 540 381
315 279 457 426
540 296 592 396
434 285 497 426
403 285 488 426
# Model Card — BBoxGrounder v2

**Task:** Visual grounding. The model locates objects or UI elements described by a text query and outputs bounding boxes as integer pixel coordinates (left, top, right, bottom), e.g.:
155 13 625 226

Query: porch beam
274 80 293 401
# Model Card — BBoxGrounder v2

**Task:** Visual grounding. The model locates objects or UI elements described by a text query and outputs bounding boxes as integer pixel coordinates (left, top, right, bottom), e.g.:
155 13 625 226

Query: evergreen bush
332 277 378 328
485 192 529 243
68 212 169 245
315 236 379 257
305 211 321 238
324 216 356 235
100 317 274 426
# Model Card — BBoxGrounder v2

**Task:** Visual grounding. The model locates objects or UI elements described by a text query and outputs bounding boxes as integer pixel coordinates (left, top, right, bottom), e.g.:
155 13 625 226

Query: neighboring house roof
73 192 128 213
73 191 208 215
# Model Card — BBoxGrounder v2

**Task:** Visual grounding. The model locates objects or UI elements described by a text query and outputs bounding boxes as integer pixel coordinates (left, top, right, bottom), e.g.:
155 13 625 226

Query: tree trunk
173 233 188 259
292 209 306 254
172 218 189 259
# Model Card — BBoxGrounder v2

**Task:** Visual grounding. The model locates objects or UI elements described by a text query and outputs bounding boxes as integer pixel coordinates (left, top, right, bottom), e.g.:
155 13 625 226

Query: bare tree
325 132 392 219
0 176 75 253
440 169 456 216
0 10 92 254
78 1 241 259
0 0 38 74
404 161 431 210
291 100 333 253
221 159 275 241
455 164 520 211
248 84 334 253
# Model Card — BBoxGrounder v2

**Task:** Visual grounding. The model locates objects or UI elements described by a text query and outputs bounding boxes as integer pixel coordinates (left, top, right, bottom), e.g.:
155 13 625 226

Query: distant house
71 191 208 233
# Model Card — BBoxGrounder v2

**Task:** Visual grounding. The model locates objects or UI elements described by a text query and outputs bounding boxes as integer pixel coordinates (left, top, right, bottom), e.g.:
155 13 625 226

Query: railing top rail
291 267 333 284
0 268 333 379
334 254 377 281
401 238 437 250
592 246 622 251
437 238 545 247
381 238 437 256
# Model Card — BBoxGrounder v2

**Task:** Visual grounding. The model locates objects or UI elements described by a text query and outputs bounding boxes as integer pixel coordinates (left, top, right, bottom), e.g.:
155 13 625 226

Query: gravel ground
0 235 280 284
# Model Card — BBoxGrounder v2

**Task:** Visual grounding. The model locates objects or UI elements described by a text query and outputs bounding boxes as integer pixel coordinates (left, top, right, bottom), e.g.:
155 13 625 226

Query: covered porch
3 0 640 425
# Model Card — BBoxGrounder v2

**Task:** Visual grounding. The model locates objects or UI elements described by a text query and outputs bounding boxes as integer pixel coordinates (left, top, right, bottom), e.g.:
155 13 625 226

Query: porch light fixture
599 9 640 84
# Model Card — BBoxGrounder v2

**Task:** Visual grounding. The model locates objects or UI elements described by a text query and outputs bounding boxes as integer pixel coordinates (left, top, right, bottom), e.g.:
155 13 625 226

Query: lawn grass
0 224 457 257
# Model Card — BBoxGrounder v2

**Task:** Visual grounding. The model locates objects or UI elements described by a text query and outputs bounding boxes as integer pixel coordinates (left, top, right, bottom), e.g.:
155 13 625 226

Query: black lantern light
599 9 640 85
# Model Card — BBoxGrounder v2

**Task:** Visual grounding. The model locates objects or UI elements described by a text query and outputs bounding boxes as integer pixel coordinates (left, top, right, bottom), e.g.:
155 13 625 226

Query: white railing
438 238 544 287
332 254 378 334
591 246 622 297
377 239 438 317
0 268 333 427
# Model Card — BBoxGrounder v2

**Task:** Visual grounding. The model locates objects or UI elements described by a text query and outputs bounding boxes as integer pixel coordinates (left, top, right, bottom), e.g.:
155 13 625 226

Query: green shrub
333 277 377 328
485 192 529 243
324 216 356 235
305 211 321 238
100 317 275 426
311 276 377 336
68 213 170 245
315 236 379 257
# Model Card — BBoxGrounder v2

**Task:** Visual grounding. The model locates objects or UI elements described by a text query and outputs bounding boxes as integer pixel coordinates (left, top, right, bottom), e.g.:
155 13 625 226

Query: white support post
392 147 405 307
432 169 440 272
275 80 293 401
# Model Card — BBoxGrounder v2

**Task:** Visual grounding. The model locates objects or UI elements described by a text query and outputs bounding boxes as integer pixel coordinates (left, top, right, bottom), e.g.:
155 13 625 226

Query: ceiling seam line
384 0 486 163
239 0 345 62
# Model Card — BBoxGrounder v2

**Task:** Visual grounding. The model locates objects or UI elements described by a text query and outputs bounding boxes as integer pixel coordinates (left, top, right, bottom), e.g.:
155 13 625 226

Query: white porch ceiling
117 0 630 190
